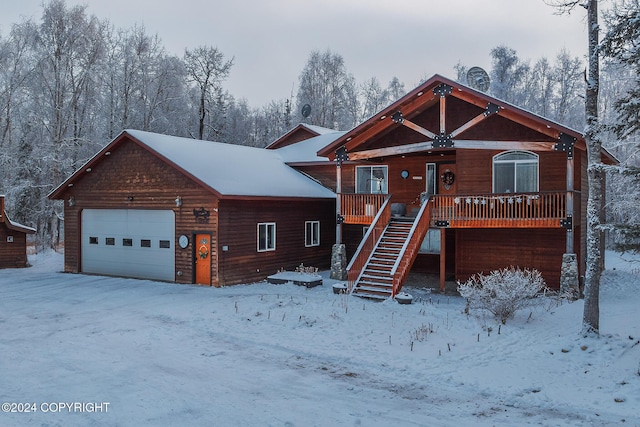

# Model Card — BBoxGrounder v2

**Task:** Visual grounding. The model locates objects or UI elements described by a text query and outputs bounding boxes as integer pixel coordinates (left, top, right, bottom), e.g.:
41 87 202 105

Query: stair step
351 292 389 300
357 280 393 288
363 269 392 276
353 285 392 294
364 267 392 274
370 260 394 266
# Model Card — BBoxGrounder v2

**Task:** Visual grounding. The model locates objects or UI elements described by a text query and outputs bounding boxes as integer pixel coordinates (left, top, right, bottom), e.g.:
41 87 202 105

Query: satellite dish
301 104 311 118
466 67 491 92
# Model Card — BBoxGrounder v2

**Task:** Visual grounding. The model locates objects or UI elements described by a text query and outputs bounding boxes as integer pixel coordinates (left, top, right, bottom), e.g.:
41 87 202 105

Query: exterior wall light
175 196 182 207
68 196 75 207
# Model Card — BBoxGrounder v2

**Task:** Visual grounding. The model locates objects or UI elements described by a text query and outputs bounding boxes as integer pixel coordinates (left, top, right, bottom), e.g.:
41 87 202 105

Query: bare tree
545 0 603 335
489 45 530 104
296 49 359 130
184 46 233 140
599 0 640 253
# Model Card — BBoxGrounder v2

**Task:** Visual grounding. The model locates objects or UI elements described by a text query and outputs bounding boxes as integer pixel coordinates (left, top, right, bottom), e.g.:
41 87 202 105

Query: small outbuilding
0 195 36 268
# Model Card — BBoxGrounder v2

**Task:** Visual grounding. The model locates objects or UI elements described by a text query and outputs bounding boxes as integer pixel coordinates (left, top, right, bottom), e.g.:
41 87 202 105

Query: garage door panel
81 209 175 281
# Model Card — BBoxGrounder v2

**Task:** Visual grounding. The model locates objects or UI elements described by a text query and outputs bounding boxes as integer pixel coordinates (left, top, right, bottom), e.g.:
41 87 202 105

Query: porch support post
556 133 576 254
439 228 446 293
336 162 342 244
334 146 348 244
566 156 574 253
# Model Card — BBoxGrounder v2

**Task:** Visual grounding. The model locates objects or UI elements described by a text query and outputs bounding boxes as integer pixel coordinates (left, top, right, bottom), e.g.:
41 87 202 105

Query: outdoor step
361 276 393 284
380 239 404 245
353 285 392 294
351 291 389 301
364 266 392 274
369 258 396 267
363 269 392 277
374 250 401 256
356 280 393 289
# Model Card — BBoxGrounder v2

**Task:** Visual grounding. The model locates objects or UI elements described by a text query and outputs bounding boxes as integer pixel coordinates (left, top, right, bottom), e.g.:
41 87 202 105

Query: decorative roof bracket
336 146 349 166
484 102 500 116
560 216 573 229
433 83 453 97
555 133 576 159
433 132 454 148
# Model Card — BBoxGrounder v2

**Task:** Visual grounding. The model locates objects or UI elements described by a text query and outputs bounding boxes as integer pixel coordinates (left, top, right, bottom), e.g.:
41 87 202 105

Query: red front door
195 234 211 285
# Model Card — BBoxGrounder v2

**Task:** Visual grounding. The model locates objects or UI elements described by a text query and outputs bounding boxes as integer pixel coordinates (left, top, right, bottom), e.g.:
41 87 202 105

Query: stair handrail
389 196 433 296
346 194 392 293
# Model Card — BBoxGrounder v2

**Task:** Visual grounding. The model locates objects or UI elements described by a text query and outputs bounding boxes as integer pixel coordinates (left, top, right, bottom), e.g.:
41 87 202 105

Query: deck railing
346 195 392 293
340 193 387 225
340 191 570 228
430 192 568 228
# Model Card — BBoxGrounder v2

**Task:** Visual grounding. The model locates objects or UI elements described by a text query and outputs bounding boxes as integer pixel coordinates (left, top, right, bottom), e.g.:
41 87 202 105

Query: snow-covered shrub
457 266 547 324
294 263 319 276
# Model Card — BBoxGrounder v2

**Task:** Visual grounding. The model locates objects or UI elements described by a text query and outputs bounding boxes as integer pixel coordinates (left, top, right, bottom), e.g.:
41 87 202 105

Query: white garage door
81 209 175 281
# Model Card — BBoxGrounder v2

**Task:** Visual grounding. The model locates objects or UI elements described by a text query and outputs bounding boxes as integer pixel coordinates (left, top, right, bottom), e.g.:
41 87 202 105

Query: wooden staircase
351 218 414 300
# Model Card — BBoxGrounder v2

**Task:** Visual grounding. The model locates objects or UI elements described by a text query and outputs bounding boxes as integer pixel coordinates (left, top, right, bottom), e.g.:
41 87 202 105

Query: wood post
440 228 446 293
566 156 574 253
336 163 342 244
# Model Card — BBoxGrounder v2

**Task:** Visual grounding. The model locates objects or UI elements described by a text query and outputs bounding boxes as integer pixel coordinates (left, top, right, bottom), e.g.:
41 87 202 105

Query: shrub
457 266 547 324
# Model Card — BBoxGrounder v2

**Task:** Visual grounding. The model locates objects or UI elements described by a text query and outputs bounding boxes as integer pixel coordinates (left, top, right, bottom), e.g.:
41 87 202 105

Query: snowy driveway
1 252 638 426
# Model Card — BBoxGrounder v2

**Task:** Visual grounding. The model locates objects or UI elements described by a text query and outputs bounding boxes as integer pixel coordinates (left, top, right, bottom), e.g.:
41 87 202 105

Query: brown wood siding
352 97 555 153
342 224 368 261
455 149 569 194
269 128 318 149
217 198 335 285
59 139 219 284
455 228 566 289
294 164 337 191
0 224 29 268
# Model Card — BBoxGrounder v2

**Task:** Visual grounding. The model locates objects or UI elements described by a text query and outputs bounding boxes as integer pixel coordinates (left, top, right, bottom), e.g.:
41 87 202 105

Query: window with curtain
493 151 539 193
356 166 388 194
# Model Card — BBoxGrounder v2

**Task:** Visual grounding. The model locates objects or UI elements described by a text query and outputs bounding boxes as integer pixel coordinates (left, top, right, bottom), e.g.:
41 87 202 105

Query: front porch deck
340 192 572 228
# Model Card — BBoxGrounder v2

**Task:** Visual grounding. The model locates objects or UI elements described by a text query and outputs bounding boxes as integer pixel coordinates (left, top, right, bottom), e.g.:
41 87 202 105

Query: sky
0 0 591 107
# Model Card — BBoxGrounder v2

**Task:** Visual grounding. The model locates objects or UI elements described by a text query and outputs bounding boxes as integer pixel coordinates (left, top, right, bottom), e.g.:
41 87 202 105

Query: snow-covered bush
457 266 547 324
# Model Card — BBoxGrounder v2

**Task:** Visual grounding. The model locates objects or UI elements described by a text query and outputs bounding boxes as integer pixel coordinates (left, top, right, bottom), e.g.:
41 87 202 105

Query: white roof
275 131 346 163
125 130 336 199
298 123 339 135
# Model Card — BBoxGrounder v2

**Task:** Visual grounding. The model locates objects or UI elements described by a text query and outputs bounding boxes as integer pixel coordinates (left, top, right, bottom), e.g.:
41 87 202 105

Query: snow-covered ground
1 251 639 426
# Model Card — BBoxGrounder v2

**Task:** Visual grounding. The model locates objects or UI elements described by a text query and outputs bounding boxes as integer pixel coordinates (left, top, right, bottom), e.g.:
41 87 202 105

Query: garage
81 209 175 281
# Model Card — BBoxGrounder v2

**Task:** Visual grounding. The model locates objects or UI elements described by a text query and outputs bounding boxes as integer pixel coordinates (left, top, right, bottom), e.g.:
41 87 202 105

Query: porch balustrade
340 193 387 225
340 191 571 228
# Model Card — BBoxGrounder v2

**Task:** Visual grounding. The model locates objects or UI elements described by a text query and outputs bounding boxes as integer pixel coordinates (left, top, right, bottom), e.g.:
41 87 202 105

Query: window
356 166 388 194
89 237 98 245
305 221 320 247
419 229 441 254
141 239 151 248
105 238 115 246
159 240 171 249
123 238 133 247
493 151 539 193
258 223 276 252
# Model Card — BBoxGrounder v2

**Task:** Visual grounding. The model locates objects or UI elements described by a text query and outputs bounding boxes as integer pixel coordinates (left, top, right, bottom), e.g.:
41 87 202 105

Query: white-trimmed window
258 222 276 252
356 165 388 194
493 151 539 193
305 221 320 247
